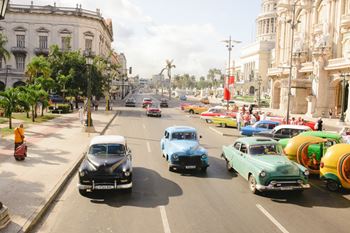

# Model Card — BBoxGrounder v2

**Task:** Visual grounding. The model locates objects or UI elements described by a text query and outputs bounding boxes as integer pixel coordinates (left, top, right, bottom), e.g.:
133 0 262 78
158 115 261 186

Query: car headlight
303 170 310 176
173 154 179 160
259 171 267 177
124 171 131 177
79 171 87 177
201 154 207 159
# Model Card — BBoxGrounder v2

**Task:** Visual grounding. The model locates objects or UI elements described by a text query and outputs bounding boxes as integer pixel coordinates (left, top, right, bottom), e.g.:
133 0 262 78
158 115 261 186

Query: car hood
87 154 126 171
169 141 204 154
250 155 300 176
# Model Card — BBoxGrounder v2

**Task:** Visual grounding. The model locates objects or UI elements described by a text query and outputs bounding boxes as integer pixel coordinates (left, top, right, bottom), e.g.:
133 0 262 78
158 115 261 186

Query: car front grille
178 156 202 166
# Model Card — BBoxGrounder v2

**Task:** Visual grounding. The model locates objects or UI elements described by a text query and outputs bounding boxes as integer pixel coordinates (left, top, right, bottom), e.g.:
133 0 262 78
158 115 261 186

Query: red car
146 104 161 117
142 98 153 108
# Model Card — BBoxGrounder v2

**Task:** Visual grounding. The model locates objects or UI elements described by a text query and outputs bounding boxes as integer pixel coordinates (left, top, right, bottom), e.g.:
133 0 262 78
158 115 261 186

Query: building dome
256 0 277 42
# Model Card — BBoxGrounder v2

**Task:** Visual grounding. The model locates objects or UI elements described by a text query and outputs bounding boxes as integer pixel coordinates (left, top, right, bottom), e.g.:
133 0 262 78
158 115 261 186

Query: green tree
25 56 52 84
0 88 20 129
19 85 48 122
0 33 11 64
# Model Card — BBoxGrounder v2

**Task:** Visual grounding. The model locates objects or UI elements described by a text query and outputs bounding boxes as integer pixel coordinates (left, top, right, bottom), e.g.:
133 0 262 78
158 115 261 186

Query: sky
12 0 261 79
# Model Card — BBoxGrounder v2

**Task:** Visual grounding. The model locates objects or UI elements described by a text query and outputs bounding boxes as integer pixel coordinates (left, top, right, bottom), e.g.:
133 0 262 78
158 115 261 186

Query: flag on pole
224 87 230 100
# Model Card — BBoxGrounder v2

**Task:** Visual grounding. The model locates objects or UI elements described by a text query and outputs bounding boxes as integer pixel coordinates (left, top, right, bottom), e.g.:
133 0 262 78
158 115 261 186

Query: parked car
221 137 310 194
200 96 210 104
183 104 209 114
179 95 187 101
241 120 280 136
125 98 136 107
320 144 350 191
253 125 311 140
200 106 226 122
77 135 132 196
160 98 168 108
211 115 238 128
160 126 209 172
142 98 153 108
49 94 64 103
146 104 161 117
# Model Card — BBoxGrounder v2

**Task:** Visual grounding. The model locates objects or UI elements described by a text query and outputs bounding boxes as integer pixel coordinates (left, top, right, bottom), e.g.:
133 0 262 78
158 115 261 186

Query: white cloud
12 0 226 78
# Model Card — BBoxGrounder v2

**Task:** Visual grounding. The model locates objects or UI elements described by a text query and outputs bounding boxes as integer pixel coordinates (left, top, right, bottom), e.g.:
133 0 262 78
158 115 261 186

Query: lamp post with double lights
106 62 111 111
0 0 11 227
339 74 349 123
222 36 241 110
83 49 95 132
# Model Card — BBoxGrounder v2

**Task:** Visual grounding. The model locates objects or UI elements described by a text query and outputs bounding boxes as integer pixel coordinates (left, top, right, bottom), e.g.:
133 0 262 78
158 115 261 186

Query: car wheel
226 160 233 172
79 189 89 197
205 119 210 123
326 179 339 192
169 165 174 172
248 175 258 194
189 110 194 114
201 167 207 172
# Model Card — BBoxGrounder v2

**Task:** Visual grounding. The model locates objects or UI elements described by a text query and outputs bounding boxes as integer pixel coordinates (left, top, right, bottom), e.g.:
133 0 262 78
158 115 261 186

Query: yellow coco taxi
283 135 327 175
320 144 350 191
183 104 209 114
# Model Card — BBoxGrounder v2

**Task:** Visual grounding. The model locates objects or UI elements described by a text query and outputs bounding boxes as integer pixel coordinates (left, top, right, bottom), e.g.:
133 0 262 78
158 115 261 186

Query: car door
234 143 248 176
256 123 268 133
228 142 241 170
162 131 170 154
275 128 290 140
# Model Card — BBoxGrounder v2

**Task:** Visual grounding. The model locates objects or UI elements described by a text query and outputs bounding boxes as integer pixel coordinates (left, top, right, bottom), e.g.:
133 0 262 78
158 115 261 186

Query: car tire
189 109 194 114
201 167 207 172
226 160 233 172
326 179 339 192
79 189 89 197
205 119 210 123
169 165 174 172
248 175 259 194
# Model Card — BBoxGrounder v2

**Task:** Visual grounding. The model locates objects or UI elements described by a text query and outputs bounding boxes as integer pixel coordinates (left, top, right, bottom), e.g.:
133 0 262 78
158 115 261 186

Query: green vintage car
222 137 310 194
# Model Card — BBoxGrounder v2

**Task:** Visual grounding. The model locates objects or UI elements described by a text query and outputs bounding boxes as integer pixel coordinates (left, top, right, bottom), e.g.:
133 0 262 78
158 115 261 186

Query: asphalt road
33 92 350 233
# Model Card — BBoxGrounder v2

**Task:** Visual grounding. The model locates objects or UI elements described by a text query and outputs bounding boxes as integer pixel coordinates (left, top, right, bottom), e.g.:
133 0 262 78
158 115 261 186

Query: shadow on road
84 167 182 208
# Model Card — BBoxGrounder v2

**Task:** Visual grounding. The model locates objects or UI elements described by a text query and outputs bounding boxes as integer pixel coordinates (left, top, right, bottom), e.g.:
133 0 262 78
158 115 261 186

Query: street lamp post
339 74 347 123
106 62 111 111
223 36 241 110
83 49 95 132
0 0 10 227
257 75 262 108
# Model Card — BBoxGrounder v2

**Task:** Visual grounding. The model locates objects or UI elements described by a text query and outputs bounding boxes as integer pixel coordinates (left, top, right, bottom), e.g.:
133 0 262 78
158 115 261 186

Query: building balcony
11 47 27 54
34 48 49 56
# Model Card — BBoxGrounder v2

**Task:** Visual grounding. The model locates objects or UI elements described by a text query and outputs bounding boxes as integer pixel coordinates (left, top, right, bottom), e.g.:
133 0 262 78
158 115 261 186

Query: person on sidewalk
236 112 242 131
315 117 323 131
14 123 25 153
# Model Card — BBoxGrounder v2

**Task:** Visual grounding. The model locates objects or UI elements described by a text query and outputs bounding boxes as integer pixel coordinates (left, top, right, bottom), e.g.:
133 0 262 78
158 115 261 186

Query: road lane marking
209 126 224 136
256 204 289 233
147 141 151 153
159 206 171 233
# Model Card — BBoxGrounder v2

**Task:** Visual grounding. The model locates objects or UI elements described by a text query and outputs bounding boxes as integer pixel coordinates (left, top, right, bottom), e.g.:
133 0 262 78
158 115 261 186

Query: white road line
256 204 289 233
159 206 171 233
209 126 224 136
147 141 151 153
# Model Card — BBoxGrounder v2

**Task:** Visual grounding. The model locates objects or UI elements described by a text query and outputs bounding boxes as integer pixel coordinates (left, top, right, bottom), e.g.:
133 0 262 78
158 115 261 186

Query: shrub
51 103 71 114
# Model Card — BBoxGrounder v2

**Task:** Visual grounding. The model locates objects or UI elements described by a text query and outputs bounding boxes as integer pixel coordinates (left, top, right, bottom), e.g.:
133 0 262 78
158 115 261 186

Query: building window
15 55 25 71
39 36 48 49
61 37 71 51
85 38 93 50
16 35 25 48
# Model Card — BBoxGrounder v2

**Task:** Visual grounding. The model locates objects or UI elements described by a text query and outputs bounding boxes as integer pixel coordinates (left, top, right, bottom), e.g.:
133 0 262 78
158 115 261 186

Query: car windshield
143 98 151 102
88 143 125 157
249 144 283 155
172 132 196 140
149 104 160 108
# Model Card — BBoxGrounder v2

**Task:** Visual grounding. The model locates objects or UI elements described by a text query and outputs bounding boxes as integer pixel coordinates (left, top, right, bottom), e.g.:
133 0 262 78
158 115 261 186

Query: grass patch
0 118 7 124
11 112 59 123
1 127 13 137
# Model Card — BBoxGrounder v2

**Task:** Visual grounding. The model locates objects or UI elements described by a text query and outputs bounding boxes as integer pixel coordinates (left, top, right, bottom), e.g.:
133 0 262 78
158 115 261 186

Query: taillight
320 162 324 168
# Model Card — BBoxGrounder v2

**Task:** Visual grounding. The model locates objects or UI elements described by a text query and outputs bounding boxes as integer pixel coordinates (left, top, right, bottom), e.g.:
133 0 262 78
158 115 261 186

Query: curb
22 111 119 233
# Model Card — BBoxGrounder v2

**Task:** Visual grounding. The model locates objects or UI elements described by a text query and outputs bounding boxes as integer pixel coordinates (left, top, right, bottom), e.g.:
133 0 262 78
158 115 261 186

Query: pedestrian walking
329 108 333 119
243 112 251 126
316 117 323 131
14 123 25 153
236 112 242 131
78 107 84 125
249 104 254 115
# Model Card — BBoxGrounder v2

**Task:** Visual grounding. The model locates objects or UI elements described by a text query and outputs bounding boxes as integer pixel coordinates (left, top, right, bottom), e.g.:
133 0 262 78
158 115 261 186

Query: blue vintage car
241 120 280 136
160 126 209 172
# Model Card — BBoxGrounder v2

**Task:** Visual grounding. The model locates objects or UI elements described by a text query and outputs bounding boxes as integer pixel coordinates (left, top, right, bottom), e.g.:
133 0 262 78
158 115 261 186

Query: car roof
256 120 280 124
300 130 341 139
166 126 196 133
235 137 278 146
273 124 311 130
89 135 125 146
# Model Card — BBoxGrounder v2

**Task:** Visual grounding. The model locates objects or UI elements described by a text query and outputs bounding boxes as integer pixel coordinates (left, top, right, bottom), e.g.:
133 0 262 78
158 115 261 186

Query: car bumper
169 160 209 170
147 112 161 116
256 183 310 191
78 181 132 190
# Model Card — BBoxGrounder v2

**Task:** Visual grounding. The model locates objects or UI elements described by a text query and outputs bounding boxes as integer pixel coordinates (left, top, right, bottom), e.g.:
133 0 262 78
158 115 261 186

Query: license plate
94 185 115 190
280 187 293 191
185 165 196 169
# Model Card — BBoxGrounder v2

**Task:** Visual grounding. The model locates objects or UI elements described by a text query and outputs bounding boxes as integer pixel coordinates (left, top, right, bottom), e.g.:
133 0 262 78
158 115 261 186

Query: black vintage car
160 98 168 108
125 98 136 107
78 135 132 196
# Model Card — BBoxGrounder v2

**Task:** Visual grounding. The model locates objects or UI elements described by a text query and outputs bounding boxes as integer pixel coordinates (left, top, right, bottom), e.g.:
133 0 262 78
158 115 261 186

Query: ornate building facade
268 0 350 121
235 0 277 97
0 3 114 90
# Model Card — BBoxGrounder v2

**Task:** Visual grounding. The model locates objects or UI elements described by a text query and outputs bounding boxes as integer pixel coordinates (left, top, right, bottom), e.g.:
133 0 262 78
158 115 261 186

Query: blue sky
12 0 261 78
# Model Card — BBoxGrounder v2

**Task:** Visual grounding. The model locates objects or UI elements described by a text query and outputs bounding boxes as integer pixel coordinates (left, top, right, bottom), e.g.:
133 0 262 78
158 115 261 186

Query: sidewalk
0 108 117 232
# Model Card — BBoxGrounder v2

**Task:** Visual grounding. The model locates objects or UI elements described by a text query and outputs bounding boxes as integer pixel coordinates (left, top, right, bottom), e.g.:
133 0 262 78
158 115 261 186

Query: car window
257 123 267 129
165 131 169 139
233 142 241 150
291 129 301 137
240 144 248 153
281 129 290 135
268 124 276 129
89 144 125 157
249 144 282 155
171 132 196 140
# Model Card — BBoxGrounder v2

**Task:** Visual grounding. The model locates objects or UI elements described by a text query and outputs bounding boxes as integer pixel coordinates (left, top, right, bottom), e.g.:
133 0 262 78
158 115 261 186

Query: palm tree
0 88 20 129
0 33 10 65
160 59 176 99
25 56 52 84
18 85 48 122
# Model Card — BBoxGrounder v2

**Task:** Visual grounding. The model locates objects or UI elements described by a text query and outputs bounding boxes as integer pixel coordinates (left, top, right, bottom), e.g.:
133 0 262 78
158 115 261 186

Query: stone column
313 56 330 117
306 95 316 117
345 81 350 122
